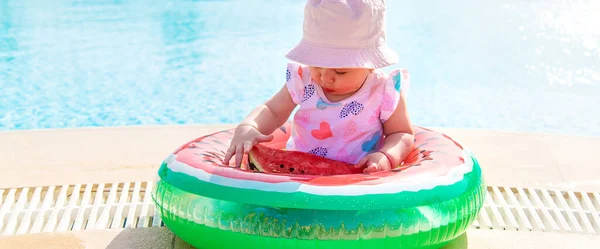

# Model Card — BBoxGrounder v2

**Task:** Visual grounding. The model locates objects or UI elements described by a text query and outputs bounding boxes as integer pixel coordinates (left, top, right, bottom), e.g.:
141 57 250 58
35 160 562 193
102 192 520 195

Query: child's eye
334 70 347 75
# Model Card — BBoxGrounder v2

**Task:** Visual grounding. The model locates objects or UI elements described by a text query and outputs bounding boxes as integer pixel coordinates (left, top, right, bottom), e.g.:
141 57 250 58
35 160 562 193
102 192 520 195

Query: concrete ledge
0 125 233 188
0 227 598 249
1 125 599 248
1 124 600 191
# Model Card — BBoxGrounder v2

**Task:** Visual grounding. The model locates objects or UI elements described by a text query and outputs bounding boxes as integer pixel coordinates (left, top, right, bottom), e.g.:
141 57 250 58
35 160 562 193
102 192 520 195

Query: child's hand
223 124 274 168
354 152 392 173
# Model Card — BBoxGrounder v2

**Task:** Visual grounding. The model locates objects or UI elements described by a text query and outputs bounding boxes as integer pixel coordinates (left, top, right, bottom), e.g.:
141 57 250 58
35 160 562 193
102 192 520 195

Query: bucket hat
286 0 398 69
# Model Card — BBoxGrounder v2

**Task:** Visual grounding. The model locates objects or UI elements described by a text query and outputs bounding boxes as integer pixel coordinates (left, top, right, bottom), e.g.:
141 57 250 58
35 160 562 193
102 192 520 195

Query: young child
223 0 414 173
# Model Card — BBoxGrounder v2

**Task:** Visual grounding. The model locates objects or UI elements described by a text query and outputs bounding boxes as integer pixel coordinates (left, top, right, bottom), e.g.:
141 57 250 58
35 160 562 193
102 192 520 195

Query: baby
223 0 414 173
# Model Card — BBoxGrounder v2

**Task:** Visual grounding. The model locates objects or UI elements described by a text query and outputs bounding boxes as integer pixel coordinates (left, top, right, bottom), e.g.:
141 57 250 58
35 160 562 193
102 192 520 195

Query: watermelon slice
248 144 365 176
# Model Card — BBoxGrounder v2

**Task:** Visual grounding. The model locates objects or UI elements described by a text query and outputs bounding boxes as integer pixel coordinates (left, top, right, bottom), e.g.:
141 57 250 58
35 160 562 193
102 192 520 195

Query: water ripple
0 0 598 137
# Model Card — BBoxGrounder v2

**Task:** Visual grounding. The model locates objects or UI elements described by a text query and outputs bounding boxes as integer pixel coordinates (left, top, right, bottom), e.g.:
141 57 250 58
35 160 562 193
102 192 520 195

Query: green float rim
158 151 482 210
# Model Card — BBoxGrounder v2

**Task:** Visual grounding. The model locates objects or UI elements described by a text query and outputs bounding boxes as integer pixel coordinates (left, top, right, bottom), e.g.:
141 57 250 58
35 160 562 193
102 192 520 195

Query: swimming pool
1 0 599 137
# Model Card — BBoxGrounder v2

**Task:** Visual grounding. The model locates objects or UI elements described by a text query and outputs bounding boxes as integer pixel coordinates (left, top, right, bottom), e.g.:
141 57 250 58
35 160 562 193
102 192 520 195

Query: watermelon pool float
153 123 485 249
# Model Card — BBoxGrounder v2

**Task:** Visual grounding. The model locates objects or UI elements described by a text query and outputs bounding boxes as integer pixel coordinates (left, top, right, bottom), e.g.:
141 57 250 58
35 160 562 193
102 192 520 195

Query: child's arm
355 92 414 172
379 91 415 166
239 85 297 135
223 85 297 167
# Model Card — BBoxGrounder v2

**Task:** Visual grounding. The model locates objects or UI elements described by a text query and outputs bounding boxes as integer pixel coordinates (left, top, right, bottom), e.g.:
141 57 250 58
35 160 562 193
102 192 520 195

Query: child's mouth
323 88 334 93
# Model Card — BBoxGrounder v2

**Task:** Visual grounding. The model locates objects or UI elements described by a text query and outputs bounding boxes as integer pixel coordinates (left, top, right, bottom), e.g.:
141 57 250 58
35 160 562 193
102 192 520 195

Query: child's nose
320 69 335 83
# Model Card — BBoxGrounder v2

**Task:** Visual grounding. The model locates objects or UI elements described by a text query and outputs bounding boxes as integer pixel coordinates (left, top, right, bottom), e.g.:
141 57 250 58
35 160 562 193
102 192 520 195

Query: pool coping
1 124 600 249
1 124 599 192
1 226 598 249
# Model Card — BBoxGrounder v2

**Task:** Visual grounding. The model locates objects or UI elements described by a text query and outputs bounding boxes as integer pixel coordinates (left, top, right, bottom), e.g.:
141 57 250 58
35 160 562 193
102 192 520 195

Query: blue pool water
1 0 599 137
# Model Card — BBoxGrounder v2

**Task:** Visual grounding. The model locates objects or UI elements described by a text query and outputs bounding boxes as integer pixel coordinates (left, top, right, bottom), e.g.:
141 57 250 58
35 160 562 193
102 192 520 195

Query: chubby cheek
335 77 363 91
310 72 321 84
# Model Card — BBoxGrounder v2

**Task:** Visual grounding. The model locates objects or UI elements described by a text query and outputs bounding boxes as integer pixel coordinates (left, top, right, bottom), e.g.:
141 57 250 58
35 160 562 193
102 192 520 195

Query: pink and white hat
285 0 398 69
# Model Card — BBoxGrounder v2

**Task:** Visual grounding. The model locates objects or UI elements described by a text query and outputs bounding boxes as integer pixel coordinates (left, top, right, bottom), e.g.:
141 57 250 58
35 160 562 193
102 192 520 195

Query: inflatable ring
153 123 485 249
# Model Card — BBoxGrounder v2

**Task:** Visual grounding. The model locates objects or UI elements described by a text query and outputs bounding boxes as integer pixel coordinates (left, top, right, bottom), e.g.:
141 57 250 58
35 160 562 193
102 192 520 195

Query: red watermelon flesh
248 144 365 176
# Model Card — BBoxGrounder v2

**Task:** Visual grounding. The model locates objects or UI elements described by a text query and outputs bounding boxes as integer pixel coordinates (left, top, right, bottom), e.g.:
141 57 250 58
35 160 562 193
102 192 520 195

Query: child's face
309 66 372 97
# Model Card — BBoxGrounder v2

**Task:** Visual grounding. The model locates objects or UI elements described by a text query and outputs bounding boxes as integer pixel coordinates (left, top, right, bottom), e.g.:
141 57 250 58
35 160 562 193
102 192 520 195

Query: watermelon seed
289 167 294 172
300 170 305 174
280 164 284 168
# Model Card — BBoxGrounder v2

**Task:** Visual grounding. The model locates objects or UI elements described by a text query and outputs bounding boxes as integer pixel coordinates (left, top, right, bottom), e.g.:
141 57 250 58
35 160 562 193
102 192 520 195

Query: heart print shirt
285 62 410 164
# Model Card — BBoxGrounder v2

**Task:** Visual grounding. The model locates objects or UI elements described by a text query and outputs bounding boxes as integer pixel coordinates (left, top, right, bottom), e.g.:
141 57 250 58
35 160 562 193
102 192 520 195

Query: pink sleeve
380 68 410 123
285 62 309 105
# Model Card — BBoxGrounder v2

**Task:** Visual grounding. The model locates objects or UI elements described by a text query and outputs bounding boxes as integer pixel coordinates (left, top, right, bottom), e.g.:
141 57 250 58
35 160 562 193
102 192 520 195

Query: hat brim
285 39 398 69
